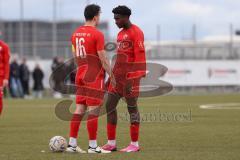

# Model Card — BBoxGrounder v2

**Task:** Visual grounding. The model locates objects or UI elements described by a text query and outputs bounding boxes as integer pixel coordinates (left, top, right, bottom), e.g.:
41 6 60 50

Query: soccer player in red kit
0 38 10 116
102 6 146 152
66 4 115 154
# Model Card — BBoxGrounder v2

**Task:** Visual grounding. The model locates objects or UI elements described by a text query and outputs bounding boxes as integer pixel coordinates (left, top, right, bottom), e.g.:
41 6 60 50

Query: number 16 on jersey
76 38 87 58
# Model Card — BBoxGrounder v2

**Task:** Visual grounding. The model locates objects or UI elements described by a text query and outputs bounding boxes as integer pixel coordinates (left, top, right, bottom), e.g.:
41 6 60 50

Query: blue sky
1 0 240 40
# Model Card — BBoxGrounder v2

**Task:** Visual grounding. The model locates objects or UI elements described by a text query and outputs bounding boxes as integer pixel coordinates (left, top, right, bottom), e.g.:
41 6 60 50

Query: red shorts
0 77 3 86
75 75 105 106
108 78 141 98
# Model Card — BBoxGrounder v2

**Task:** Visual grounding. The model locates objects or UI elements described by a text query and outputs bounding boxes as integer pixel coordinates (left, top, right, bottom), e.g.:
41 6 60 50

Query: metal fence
146 42 240 60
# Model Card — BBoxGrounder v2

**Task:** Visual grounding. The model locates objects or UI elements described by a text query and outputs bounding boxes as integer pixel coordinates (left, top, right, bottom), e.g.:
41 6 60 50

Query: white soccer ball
49 136 67 152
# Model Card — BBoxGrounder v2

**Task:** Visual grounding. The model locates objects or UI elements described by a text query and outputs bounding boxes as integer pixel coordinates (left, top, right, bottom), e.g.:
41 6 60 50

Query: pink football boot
120 144 140 152
101 144 117 152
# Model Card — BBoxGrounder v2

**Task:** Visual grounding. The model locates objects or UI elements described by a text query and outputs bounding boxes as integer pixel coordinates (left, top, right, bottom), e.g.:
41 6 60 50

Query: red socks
107 123 117 140
107 123 139 142
70 115 139 143
87 115 98 140
0 93 3 115
130 123 140 142
69 114 99 141
69 114 83 138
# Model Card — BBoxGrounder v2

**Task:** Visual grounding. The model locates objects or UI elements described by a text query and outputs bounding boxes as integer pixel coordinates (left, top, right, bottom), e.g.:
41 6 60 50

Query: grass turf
0 94 240 160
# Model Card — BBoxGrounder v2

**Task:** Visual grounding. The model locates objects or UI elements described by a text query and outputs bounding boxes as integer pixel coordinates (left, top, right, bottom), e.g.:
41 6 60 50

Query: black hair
84 4 101 21
112 5 131 17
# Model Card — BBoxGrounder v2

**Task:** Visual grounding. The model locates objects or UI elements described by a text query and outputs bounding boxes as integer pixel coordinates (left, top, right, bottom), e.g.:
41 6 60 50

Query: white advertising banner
148 60 240 86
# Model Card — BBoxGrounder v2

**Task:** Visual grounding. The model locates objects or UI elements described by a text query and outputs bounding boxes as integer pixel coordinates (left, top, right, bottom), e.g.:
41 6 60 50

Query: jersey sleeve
96 32 105 52
134 31 146 63
127 30 146 79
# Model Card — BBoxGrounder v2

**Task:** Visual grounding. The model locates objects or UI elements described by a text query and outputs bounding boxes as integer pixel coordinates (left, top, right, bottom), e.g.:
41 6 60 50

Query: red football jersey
0 40 10 83
71 26 105 81
113 24 146 79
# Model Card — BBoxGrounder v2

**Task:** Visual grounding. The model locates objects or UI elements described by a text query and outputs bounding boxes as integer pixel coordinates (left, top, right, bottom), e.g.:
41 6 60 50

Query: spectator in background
51 57 66 98
51 56 60 73
9 57 23 98
32 64 44 98
19 58 30 98
66 59 76 98
51 56 60 98
68 60 76 85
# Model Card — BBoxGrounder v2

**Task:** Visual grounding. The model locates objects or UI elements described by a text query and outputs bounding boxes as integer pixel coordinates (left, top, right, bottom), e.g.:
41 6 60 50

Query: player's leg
0 79 3 116
86 104 111 154
0 87 3 115
120 78 141 152
87 105 99 149
102 93 121 151
67 103 87 153
69 104 87 144
120 96 140 152
127 97 140 146
87 105 100 153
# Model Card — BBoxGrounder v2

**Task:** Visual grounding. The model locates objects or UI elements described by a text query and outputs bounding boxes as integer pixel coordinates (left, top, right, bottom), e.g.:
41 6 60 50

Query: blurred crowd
7 56 76 99
9 57 44 99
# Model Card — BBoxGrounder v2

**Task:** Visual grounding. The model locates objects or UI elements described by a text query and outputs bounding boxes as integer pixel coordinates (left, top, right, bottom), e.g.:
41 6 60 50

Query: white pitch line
199 103 240 109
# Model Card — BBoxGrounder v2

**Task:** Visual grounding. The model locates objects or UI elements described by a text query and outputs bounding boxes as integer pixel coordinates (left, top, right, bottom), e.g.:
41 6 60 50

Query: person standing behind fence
32 64 44 98
19 58 30 98
9 57 24 98
52 57 66 98
68 60 76 85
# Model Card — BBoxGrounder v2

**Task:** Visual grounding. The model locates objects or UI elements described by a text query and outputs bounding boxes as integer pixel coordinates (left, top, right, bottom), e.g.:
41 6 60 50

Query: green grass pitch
0 94 240 160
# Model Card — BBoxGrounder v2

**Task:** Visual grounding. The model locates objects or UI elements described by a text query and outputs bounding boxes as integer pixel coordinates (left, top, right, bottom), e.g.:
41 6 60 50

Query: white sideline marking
200 103 240 109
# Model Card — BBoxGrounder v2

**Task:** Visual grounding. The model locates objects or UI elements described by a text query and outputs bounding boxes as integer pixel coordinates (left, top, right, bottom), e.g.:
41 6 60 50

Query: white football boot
88 146 111 154
66 145 86 153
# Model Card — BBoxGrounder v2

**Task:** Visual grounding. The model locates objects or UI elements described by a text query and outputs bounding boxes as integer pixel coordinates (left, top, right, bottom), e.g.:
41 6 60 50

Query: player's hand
125 82 133 94
3 79 8 88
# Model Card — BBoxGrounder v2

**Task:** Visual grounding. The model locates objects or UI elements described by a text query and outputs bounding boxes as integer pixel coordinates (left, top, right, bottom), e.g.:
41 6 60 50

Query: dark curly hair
112 5 131 17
